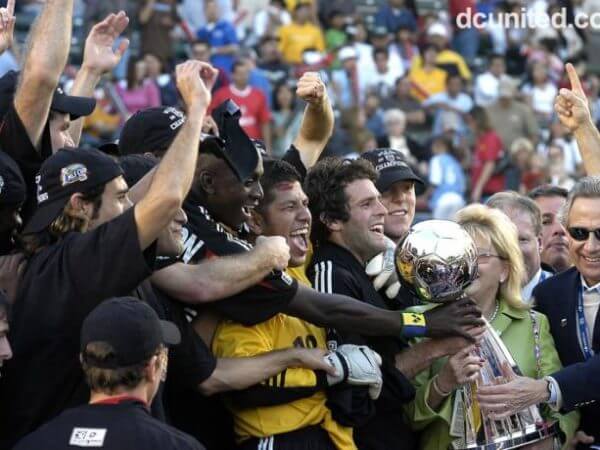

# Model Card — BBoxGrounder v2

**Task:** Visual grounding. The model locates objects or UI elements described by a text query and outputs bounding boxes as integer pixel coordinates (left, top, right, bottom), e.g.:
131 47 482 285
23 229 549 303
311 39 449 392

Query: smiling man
478 177 600 446
305 157 478 450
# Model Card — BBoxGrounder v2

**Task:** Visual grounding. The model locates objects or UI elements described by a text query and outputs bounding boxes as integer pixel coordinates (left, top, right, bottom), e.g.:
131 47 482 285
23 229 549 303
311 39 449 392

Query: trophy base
454 422 560 450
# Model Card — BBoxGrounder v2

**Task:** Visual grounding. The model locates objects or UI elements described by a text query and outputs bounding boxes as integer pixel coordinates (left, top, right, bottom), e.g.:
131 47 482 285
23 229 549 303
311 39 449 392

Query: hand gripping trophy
395 220 559 450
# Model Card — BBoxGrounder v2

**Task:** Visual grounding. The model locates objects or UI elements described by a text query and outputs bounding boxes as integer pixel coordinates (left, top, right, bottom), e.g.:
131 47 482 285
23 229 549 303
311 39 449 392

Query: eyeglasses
567 227 600 242
477 252 504 263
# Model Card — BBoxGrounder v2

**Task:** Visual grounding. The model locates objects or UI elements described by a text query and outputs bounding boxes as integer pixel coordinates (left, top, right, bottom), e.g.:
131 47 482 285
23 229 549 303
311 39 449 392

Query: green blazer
406 300 579 450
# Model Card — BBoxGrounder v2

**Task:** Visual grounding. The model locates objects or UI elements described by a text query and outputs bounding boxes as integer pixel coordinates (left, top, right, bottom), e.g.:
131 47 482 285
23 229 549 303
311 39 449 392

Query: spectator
374 0 416 34
364 92 386 140
364 48 400 98
324 9 348 52
427 136 466 220
81 87 122 147
504 137 535 192
346 22 376 77
115 57 161 116
138 0 179 69
467 106 505 203
449 0 479 66
369 25 404 76
144 53 178 107
408 44 447 102
378 109 426 165
381 75 427 140
391 24 419 70
486 76 539 150
210 61 272 149
257 35 291 87
547 144 577 190
474 54 506 107
521 62 558 128
331 46 365 110
190 40 230 92
196 0 239 74
423 74 473 136
424 22 472 81
271 81 303 157
278 1 325 65
521 153 550 193
238 51 273 109
547 121 583 177
253 0 291 41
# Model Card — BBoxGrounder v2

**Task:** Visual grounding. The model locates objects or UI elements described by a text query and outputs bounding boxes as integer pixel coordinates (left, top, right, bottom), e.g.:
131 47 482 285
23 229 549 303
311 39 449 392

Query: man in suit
477 176 600 447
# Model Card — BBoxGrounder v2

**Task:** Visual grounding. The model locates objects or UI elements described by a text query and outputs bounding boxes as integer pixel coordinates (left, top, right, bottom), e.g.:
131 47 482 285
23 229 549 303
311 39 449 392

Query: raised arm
554 63 600 175
134 61 217 250
14 0 74 150
292 72 334 169
68 12 130 145
151 236 290 303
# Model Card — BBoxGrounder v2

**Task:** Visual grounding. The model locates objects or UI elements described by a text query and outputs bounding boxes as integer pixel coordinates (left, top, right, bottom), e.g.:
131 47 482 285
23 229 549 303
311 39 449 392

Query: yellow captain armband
401 312 427 338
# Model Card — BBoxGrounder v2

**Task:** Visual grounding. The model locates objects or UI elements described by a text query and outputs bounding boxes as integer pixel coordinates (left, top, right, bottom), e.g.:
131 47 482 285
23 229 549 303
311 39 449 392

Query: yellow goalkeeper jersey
212 267 356 450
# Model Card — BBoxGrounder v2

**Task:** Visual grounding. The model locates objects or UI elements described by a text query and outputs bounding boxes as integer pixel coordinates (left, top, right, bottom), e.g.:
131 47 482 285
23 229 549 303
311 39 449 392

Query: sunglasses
567 227 600 241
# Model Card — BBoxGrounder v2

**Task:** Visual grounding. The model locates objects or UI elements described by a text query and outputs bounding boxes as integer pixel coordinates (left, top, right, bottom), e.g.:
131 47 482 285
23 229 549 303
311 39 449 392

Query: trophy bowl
395 220 478 303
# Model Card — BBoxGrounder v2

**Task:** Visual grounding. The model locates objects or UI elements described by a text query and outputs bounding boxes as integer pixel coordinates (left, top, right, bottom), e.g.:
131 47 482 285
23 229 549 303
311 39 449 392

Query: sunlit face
335 179 387 263
49 112 74 151
88 176 132 230
534 195 570 272
258 181 311 267
566 197 600 285
381 180 415 242
465 234 508 304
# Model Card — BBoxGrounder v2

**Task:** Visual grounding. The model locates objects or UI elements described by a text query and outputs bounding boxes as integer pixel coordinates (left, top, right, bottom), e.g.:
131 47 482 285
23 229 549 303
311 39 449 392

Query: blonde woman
407 204 578 450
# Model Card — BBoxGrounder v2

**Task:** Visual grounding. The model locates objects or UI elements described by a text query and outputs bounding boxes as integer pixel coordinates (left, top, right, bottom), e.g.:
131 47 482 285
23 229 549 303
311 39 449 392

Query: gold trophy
395 220 560 450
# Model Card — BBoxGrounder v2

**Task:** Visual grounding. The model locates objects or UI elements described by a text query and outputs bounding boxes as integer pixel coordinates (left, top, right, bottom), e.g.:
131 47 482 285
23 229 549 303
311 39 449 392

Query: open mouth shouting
289 226 309 255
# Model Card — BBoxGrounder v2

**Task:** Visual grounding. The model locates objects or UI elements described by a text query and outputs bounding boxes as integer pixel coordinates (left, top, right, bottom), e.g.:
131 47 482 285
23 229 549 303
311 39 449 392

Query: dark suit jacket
534 267 600 441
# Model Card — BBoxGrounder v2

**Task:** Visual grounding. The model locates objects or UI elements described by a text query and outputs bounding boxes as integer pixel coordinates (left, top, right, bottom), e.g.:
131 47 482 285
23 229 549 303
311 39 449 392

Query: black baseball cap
0 151 26 205
119 107 186 156
0 71 96 119
80 297 181 369
361 148 424 193
119 154 158 187
23 147 124 234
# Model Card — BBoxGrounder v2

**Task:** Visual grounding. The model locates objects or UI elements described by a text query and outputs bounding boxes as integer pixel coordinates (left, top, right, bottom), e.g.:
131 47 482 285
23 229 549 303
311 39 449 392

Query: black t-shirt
0 208 156 449
308 241 418 450
0 104 53 223
13 399 204 450
179 203 298 326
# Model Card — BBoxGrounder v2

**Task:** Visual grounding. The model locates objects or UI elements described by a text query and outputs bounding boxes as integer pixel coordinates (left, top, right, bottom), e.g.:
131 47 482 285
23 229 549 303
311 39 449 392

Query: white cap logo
61 164 88 186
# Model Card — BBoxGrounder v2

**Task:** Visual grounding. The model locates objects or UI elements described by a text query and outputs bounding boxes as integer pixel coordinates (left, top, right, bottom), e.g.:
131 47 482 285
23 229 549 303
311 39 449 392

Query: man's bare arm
292 72 333 169
69 12 130 145
14 0 74 150
151 236 290 303
198 348 334 395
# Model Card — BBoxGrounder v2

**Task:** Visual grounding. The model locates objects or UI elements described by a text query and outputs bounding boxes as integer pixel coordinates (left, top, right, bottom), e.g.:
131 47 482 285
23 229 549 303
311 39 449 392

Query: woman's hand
437 345 483 393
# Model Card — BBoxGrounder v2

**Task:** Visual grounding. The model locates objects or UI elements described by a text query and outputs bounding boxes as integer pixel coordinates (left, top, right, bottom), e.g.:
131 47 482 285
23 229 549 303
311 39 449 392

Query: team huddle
2 1 600 450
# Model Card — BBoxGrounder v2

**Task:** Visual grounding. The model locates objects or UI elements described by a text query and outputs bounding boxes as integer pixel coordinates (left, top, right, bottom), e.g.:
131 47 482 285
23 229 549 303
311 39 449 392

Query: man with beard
0 60 214 448
487 191 554 303
528 185 571 273
305 157 481 450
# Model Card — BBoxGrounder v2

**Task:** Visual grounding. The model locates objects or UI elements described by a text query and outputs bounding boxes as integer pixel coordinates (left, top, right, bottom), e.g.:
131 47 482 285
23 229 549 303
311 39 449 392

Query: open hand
176 60 217 109
82 11 130 76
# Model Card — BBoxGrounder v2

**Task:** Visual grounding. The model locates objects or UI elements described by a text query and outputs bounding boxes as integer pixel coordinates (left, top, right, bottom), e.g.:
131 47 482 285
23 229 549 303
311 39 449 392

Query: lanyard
577 284 594 360
539 271 548 284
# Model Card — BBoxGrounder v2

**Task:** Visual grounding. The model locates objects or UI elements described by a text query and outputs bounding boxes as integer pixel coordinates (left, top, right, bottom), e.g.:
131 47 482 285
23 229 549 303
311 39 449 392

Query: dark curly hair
258 159 302 212
304 157 377 247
